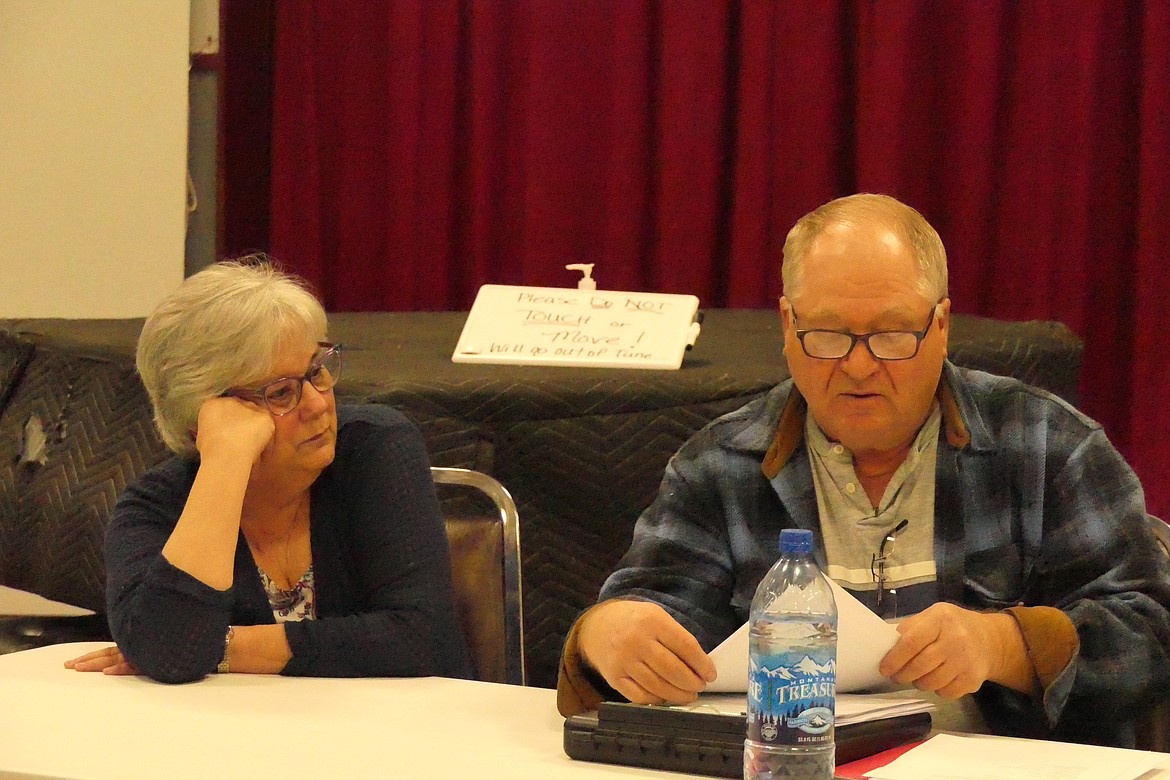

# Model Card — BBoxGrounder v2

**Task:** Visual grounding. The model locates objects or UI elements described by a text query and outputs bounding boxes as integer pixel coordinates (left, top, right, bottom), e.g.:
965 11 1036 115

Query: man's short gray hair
136 257 328 456
781 193 948 302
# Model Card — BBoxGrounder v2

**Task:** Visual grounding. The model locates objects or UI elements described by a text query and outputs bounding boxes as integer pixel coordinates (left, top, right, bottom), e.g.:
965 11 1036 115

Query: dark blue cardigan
105 404 472 683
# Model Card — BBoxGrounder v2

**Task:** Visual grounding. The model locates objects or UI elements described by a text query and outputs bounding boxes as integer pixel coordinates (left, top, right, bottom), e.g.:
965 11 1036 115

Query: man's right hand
577 600 717 706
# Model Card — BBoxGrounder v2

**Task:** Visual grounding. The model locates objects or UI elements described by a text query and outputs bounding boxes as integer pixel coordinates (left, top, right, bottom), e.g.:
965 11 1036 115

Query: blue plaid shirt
598 362 1170 746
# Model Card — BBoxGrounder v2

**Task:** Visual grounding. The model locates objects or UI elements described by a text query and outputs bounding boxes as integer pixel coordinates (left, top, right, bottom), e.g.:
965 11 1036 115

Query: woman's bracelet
217 626 234 674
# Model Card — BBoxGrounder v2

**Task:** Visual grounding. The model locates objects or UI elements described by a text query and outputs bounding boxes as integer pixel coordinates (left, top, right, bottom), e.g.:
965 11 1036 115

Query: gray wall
0 0 190 318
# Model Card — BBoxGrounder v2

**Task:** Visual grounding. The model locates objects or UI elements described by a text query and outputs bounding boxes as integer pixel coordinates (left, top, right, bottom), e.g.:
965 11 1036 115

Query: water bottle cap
779 528 813 554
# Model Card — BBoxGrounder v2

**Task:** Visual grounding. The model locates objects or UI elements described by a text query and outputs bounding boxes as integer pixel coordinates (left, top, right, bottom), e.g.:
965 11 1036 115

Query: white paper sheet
0 585 95 617
707 578 899 693
864 733 1166 780
673 692 933 726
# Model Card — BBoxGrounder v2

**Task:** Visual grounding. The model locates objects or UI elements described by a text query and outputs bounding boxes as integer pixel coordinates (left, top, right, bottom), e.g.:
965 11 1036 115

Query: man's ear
936 298 951 355
779 297 794 357
779 296 793 329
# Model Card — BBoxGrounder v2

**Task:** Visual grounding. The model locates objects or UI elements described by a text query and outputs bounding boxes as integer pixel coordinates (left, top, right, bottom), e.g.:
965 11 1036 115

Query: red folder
834 740 925 779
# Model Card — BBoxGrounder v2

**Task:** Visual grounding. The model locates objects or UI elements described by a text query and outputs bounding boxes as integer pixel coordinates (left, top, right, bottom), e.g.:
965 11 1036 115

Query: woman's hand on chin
194 396 275 465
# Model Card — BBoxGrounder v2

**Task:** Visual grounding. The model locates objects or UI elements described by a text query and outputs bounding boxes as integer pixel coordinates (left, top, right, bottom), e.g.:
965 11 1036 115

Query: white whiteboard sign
452 285 701 370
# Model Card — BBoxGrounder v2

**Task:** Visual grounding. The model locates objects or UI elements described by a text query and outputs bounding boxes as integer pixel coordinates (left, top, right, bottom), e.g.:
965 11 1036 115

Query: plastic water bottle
745 528 838 780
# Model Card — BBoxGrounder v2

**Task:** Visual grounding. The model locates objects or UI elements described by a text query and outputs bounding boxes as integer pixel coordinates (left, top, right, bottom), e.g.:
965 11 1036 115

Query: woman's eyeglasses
870 519 909 618
223 342 343 416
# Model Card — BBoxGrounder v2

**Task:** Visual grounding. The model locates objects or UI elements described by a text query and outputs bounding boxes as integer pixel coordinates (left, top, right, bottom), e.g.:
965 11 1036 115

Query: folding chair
1136 515 1170 751
432 467 525 685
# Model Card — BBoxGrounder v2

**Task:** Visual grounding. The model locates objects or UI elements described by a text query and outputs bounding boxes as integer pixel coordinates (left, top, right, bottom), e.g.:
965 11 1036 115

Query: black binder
563 701 931 778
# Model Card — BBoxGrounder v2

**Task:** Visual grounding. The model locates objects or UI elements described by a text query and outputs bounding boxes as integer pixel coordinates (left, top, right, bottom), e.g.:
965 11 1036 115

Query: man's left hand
879 603 1031 697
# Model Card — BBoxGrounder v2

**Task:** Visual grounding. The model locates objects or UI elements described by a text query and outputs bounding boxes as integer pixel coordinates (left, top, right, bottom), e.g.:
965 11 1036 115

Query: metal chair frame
1149 515 1170 562
431 467 525 686
1137 514 1170 753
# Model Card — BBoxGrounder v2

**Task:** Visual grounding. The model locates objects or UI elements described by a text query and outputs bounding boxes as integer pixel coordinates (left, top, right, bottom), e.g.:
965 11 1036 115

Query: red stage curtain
268 1 1169 518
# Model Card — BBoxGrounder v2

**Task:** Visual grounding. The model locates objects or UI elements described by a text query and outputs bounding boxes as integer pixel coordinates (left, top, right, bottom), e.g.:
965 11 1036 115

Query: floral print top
259 565 316 622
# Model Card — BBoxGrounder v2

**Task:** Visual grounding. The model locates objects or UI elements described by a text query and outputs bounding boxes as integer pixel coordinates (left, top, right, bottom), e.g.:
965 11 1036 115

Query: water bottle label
747 648 835 746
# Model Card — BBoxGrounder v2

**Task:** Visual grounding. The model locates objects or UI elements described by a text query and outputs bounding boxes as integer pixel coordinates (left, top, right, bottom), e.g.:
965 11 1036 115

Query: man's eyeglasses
792 306 938 361
223 342 343 416
871 519 909 618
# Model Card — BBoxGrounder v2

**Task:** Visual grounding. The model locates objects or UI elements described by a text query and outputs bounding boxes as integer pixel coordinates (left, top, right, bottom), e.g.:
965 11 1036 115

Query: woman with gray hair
66 259 471 682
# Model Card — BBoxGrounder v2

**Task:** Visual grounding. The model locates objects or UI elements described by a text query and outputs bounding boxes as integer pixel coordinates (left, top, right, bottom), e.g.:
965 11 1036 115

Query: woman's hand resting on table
64 645 138 675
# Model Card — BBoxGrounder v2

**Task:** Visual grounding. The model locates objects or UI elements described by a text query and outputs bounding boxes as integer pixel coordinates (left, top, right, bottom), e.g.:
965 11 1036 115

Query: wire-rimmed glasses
870 519 909 618
792 306 939 361
223 342 343 416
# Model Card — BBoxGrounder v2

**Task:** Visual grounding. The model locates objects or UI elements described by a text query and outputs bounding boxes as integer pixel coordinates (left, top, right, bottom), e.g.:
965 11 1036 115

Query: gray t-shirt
807 404 940 618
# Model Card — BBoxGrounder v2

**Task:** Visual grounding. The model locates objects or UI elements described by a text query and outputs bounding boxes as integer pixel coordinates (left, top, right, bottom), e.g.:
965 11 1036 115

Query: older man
557 194 1170 747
